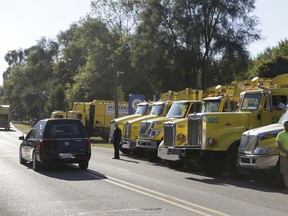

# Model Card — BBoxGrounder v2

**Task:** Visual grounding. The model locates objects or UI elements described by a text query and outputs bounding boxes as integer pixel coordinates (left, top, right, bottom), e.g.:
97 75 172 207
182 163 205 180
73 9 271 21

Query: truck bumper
238 153 279 171
136 139 158 149
157 146 180 161
167 147 197 157
121 140 136 150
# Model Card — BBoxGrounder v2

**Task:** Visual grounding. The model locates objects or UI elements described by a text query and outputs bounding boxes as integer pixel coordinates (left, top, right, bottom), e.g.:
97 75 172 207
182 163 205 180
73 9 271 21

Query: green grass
12 122 32 133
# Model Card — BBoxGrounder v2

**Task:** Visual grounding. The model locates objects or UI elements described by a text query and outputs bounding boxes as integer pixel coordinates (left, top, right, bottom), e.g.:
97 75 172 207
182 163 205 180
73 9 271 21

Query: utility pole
114 59 124 118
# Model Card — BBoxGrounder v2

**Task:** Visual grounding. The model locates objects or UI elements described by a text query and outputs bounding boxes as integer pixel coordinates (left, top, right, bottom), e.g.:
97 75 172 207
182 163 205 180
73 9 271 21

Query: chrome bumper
238 153 279 170
136 139 158 149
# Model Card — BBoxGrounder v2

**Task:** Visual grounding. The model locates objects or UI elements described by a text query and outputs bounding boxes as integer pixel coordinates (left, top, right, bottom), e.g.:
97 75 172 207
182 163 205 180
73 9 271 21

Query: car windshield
44 122 87 138
203 100 221 112
166 102 190 118
150 104 164 115
135 105 148 114
240 93 261 111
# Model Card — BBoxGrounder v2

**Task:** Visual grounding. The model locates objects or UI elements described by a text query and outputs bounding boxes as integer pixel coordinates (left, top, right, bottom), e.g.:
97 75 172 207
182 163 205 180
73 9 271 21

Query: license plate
59 153 74 159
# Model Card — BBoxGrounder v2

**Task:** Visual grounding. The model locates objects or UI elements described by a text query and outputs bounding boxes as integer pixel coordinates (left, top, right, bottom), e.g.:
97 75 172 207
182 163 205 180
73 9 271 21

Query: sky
0 0 288 86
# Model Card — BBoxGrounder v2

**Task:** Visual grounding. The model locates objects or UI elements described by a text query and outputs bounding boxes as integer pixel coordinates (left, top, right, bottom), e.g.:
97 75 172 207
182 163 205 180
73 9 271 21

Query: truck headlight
150 130 162 137
207 137 216 146
253 147 277 154
177 134 186 141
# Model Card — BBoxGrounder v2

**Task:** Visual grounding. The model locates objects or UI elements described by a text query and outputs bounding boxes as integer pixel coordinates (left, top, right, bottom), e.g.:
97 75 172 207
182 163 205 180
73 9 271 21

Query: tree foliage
3 0 286 121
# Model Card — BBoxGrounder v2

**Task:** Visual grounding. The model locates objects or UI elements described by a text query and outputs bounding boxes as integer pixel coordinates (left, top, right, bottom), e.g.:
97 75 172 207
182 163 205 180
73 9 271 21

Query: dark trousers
113 141 120 158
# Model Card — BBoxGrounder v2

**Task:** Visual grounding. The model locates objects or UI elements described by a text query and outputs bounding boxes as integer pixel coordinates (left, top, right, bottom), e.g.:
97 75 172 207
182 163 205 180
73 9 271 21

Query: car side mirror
19 135 24 140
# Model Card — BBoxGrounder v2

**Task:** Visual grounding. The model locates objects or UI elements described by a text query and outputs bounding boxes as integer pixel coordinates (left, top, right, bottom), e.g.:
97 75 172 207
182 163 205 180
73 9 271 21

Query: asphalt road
1 126 288 216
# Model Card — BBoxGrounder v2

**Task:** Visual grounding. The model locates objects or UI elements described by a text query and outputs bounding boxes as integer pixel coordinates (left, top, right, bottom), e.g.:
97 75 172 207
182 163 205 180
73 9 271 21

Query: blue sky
0 0 288 85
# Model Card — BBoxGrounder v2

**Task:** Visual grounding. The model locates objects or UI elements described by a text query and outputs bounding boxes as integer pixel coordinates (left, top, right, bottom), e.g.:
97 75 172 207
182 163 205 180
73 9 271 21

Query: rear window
44 121 87 139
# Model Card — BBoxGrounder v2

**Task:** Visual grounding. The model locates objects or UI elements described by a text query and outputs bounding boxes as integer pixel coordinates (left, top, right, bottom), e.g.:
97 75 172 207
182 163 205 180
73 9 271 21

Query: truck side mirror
19 135 24 140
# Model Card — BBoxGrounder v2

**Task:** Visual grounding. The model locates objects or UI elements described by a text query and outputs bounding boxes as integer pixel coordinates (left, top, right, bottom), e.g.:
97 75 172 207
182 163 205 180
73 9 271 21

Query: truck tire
145 150 161 163
202 152 225 175
120 147 131 154
225 142 243 179
168 159 184 169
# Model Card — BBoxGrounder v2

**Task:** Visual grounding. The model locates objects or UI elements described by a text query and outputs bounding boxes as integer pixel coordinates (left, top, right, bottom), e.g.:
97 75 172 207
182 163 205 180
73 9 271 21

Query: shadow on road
22 162 107 181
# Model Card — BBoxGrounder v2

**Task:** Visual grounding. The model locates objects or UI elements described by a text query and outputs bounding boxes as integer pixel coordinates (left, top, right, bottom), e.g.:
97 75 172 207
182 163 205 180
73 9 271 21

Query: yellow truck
158 84 242 169
136 89 203 162
237 74 288 181
109 101 152 143
67 102 91 126
121 100 173 154
50 111 67 119
64 100 129 140
0 105 10 130
167 75 288 178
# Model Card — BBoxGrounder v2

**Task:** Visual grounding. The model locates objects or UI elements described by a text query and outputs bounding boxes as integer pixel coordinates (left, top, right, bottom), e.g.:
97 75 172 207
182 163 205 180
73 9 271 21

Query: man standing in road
276 120 288 191
113 123 121 159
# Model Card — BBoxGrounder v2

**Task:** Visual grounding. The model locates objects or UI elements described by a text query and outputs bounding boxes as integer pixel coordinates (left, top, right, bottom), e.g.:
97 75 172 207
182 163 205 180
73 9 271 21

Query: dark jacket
113 127 121 142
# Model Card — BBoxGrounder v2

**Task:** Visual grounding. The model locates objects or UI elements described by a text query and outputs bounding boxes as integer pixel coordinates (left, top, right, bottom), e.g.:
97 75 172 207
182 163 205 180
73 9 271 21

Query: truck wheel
226 142 243 179
32 151 41 171
19 148 26 165
145 151 161 163
120 147 131 154
168 159 184 169
202 152 225 175
79 161 89 170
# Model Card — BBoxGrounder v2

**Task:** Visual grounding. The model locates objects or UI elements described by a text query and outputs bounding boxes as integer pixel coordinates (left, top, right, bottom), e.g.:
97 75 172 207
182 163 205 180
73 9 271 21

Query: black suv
19 118 91 171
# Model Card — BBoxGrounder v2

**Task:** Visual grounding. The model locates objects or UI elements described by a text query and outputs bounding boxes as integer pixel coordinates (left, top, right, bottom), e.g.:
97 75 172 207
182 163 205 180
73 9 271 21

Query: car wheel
32 150 41 171
79 161 89 170
19 147 26 165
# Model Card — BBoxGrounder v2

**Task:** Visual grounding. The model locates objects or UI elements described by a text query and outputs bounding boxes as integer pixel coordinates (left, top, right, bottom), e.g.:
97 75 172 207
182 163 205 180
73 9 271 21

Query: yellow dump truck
64 100 128 140
167 75 288 178
158 84 242 169
0 105 10 130
50 111 67 119
109 101 152 143
136 89 203 162
121 100 173 154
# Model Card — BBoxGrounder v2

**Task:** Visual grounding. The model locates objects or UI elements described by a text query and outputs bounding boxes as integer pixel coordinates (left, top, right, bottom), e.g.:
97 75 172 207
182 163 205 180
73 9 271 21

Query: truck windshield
278 106 288 124
240 93 262 111
150 104 164 115
135 105 148 114
203 100 221 112
166 102 190 118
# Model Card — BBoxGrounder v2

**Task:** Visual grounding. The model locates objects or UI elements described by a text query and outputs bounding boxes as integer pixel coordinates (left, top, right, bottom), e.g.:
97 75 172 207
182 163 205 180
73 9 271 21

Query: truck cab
159 92 239 169
137 99 203 162
121 100 173 154
109 101 151 143
167 74 288 178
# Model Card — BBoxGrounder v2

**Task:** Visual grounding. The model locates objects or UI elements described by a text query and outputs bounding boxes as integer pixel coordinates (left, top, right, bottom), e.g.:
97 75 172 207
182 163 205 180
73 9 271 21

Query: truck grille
187 114 202 148
238 134 258 153
139 122 152 137
164 123 175 147
123 122 131 139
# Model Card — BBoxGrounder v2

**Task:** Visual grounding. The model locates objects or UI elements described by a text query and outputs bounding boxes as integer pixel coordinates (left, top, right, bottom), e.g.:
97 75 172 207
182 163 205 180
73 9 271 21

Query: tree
131 0 260 90
247 39 288 78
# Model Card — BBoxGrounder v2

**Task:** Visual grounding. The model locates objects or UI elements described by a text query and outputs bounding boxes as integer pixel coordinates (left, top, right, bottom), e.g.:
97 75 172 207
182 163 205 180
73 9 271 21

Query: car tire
19 148 26 165
79 161 89 170
32 150 41 171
